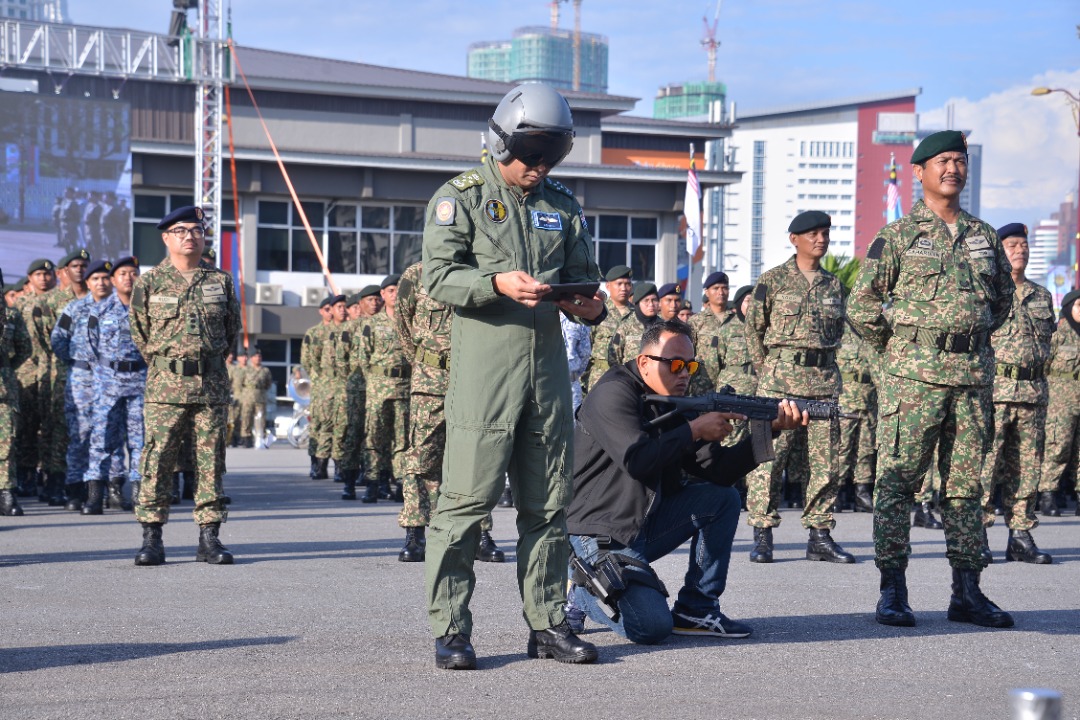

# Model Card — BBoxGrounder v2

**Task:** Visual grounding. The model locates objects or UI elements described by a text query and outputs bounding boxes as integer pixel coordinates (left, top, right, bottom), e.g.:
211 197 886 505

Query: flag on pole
886 153 903 223
480 132 489 163
685 147 703 263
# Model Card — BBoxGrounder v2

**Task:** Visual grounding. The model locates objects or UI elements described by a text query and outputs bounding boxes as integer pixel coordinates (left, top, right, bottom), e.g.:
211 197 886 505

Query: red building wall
854 97 917 258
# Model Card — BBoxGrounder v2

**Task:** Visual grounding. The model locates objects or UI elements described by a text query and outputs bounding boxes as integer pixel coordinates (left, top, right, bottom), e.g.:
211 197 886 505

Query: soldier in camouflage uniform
608 283 659 369
0 269 33 516
976 223 1055 564
86 256 145 513
1039 289 1080 517
240 349 274 448
301 299 333 478
581 265 635 394
129 205 241 566
393 262 504 562
339 286 380 499
848 131 1015 628
744 211 853 565
356 275 410 502
227 353 246 447
836 327 877 514
315 296 350 481
688 272 734 396
13 259 56 500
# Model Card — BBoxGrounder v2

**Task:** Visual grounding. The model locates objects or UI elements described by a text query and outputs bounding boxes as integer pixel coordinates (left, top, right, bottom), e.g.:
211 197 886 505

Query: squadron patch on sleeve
867 237 887 260
754 283 768 302
434 197 456 226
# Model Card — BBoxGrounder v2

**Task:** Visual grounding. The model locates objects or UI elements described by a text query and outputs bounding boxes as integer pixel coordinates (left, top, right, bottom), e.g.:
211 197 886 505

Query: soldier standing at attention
607 283 660 369
129 206 241 566
1038 289 1080 516
977 223 1056 564
581 265 634 394
316 295 350 482
744 211 852 564
302 298 333 479
656 283 683 322
14 259 56 501
86 256 144 512
393 262 504 563
340 286 380 500
0 268 33 516
835 327 878 514
241 349 274 448
227 353 246 447
422 83 604 669
688 271 733 395
848 131 1015 628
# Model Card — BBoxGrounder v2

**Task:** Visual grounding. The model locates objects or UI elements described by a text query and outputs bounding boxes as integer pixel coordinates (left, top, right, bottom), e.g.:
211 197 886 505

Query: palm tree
822 254 861 294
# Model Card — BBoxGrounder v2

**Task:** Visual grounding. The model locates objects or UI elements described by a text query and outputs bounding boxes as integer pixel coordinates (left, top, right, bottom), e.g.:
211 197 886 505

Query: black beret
58 248 90 268
380 274 400 290
996 223 1027 240
346 293 361 307
704 271 729 288
85 259 112 277
680 299 693 311
1061 290 1080 318
788 211 831 235
27 258 54 274
328 294 347 306
604 264 632 282
911 130 967 165
318 295 334 309
732 285 754 321
201 246 217 260
632 283 658 304
111 256 139 274
156 204 205 230
358 285 381 299
657 282 682 299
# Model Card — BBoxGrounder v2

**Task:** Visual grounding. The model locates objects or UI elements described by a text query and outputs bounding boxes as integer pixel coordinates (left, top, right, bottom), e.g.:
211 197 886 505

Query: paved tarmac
3 445 1078 720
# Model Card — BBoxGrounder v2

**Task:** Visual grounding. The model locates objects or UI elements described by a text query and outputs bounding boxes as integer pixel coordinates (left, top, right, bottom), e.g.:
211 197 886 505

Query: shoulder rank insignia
450 170 484 191
544 177 573 197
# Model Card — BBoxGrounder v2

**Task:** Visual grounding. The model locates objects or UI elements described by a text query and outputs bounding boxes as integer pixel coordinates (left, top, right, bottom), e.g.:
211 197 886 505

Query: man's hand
493 271 549 307
771 399 809 431
689 411 744 443
555 292 604 322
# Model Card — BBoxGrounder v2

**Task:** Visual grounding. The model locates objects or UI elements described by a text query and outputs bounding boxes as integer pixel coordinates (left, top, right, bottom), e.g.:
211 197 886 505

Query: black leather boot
875 568 916 627
360 479 378 504
1038 490 1061 517
108 477 133 511
806 528 855 563
64 482 85 511
134 523 165 566
980 528 993 566
341 469 357 500
47 474 67 506
309 457 320 480
333 461 343 484
15 467 35 497
130 480 141 510
378 479 392 501
946 567 1013 628
853 484 874 513
196 523 234 564
1005 529 1052 564
170 473 181 504
434 634 476 670
476 531 505 563
527 620 598 664
498 484 513 508
398 526 426 562
0 489 24 516
314 458 329 480
81 480 105 515
913 502 943 529
749 527 773 563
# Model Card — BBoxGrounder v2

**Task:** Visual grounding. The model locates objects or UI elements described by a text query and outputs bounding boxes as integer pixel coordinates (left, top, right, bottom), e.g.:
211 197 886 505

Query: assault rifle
644 388 857 463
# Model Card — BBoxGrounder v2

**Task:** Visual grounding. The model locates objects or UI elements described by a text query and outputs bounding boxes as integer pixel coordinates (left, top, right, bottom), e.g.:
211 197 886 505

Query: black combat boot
170 473 181 504
1005 529 1052 564
341 469 357 500
0 489 24 516
498 484 513 508
15 467 35 497
80 480 105 515
434 634 476 670
476 531 505 563
980 528 993 565
749 527 773 563
309 457 320 480
314 458 329 480
946 567 1013 628
378 479 393 501
875 568 916 627
806 528 855 563
853 484 874 513
196 523 234 564
398 526 426 562
130 480 141 511
913 502 943 529
333 462 343 484
64 482 85 512
47 473 67 506
1038 491 1060 517
108 477 133 511
527 620 599 664
134 523 165 566
360 479 378 504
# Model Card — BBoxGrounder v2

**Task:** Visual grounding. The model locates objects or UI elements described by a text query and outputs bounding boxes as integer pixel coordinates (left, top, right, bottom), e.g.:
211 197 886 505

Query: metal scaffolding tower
193 0 226 253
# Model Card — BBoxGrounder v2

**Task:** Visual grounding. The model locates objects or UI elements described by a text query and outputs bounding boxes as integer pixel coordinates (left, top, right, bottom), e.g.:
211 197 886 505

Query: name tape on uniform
532 210 562 231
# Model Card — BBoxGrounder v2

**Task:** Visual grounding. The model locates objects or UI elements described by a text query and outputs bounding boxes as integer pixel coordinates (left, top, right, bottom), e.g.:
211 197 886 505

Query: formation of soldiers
53 188 131 258
227 349 273 448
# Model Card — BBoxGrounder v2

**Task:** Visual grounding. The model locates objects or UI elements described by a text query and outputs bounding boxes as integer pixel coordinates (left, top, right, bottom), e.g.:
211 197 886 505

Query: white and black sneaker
671 610 752 638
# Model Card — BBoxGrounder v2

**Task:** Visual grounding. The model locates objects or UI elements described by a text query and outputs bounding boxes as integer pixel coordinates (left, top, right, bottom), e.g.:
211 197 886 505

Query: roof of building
737 88 922 121
602 113 732 138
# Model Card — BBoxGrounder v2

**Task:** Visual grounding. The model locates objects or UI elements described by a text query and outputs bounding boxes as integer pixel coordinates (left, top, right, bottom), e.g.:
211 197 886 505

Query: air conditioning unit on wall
301 286 326 307
255 283 283 305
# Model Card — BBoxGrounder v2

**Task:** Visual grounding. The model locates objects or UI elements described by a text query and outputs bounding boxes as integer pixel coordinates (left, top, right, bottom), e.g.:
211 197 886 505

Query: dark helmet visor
490 119 574 168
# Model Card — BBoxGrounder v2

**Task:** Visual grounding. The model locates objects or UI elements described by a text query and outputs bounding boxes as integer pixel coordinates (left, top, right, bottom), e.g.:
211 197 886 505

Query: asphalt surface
3 445 1078 720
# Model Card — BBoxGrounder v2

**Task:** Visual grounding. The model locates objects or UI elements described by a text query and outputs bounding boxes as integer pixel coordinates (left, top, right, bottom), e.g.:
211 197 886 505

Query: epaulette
449 169 485 192
544 177 574 198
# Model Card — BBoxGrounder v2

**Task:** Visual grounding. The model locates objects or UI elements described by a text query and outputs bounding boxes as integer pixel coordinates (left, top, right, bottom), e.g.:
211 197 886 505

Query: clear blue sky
74 0 1080 229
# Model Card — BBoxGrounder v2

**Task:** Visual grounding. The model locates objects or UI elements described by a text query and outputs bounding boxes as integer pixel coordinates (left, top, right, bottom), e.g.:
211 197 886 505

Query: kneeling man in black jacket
565 319 806 643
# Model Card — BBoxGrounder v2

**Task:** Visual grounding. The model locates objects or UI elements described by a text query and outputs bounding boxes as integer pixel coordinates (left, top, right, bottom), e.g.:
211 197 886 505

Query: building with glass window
0 0 67 22
653 82 726 121
467 26 608 94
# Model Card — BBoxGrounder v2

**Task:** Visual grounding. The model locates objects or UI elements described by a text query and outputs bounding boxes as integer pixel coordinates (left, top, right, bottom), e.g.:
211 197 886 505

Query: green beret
604 265 632 282
13 275 27 290
788 211 831 235
632 282 658 305
380 274 400 290
358 285 381 299
911 130 967 165
346 293 361 307
27 258 55 275
58 248 90 268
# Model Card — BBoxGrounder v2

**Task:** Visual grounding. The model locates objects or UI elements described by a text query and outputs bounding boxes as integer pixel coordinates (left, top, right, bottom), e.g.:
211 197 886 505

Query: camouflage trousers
136 402 228 526
915 447 942 504
980 402 1044 531
86 392 144 484
838 409 877 488
63 367 96 486
320 384 350 462
43 365 69 474
341 379 366 470
363 386 409 483
306 389 324 459
228 401 241 442
0 401 15 491
1039 377 1080 493
239 400 266 442
745 411 839 530
873 376 990 570
15 368 44 469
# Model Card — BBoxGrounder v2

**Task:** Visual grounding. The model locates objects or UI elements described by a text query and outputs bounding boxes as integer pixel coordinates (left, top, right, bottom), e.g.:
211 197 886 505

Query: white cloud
920 69 1080 218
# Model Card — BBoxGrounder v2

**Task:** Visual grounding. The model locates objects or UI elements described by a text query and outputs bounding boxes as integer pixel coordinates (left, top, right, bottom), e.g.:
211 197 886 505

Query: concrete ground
2 445 1078 720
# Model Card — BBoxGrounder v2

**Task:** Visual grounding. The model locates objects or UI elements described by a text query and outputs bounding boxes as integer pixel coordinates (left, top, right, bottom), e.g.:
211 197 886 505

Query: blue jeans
569 483 741 644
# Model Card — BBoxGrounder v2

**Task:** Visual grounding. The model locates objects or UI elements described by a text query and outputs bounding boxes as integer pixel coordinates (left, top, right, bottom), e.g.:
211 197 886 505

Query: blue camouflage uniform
561 312 591 413
51 296 105 489
86 292 146 484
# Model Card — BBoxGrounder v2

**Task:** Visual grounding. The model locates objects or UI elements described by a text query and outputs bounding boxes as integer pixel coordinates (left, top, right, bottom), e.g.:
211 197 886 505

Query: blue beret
632 283 658 304
380 274 400 290
27 258 54 274
788 211 831 234
604 264 632 282
58 248 90 267
657 282 682 299
358 285 381 299
911 130 967 165
996 223 1027 240
85 259 112 277
156 205 206 230
111 256 139 274
704 271 729 288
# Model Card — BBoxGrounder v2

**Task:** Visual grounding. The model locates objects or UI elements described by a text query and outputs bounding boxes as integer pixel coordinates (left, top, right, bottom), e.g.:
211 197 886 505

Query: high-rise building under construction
467 26 608 94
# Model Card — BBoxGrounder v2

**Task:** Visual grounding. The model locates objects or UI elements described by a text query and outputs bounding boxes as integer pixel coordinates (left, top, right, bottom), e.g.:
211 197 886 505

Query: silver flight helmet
488 83 575 168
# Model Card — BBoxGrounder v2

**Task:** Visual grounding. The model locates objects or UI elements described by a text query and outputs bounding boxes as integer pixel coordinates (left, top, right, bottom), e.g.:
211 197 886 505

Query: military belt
373 365 411 379
1049 368 1080 381
417 349 449 370
997 364 1044 381
841 370 872 384
71 360 92 371
153 355 225 377
108 359 147 373
772 348 835 368
892 324 988 354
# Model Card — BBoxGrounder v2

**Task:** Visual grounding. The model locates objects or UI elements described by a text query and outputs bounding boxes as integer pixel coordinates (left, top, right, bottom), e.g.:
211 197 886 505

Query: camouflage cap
58 248 90 268
911 130 967 165
27 258 54 275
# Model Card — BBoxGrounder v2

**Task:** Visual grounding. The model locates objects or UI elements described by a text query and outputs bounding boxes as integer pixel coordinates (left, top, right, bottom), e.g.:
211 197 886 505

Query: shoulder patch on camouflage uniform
341 331 351 344
867 237 886 260
362 324 372 337
131 285 145 311
754 283 767 302
544 177 574 198
449 170 484 191
57 313 71 331
32 305 42 318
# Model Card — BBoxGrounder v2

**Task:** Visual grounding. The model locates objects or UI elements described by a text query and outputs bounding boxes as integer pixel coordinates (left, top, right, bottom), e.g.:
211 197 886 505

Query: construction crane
549 0 567 30
572 0 582 91
701 0 722 83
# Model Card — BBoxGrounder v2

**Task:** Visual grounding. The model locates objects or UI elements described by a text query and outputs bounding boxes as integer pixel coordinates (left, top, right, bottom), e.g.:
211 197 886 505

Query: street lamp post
1033 86 1080 289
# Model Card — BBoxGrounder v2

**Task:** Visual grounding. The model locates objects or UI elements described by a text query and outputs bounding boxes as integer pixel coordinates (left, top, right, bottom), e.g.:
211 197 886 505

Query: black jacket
566 361 759 546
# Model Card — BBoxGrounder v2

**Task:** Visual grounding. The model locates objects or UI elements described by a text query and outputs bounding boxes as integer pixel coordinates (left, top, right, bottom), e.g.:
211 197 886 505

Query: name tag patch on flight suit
485 199 508 224
202 283 227 303
532 211 562 231
965 235 995 258
435 197 456 225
